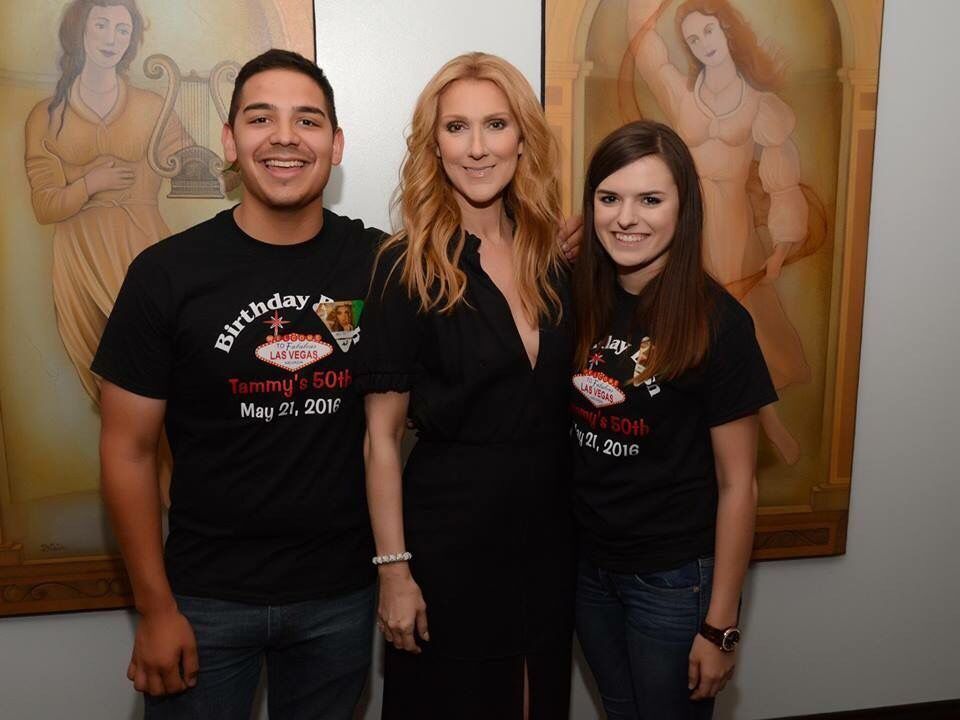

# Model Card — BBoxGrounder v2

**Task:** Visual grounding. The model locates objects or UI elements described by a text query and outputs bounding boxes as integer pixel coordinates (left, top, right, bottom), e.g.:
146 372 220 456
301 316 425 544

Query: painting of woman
24 0 190 402
627 0 826 463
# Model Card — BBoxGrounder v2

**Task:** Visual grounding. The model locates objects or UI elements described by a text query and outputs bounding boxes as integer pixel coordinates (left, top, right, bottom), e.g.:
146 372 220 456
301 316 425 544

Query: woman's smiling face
593 154 680 292
83 5 133 70
435 78 524 210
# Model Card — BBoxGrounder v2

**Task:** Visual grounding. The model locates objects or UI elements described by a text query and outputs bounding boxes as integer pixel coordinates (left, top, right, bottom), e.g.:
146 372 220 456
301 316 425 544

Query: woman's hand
761 242 791 284
558 214 584 262
84 159 135 195
688 633 735 700
377 564 429 653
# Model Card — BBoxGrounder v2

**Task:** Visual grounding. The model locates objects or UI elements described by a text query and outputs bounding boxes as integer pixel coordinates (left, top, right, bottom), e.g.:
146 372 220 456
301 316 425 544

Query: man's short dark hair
228 48 338 130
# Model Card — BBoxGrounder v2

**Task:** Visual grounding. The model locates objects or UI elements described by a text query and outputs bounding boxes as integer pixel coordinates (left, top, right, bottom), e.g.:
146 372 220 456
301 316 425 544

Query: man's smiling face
222 68 343 212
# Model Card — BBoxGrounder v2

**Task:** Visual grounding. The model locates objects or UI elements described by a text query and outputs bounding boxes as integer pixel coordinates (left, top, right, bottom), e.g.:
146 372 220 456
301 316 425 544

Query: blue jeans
144 583 376 720
576 556 715 720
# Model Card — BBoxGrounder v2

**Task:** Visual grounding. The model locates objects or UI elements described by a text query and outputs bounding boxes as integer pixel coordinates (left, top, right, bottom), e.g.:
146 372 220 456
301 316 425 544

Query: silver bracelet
372 551 412 566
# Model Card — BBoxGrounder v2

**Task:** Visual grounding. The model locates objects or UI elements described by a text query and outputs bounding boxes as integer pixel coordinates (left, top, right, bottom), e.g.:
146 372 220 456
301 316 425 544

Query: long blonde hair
380 52 564 321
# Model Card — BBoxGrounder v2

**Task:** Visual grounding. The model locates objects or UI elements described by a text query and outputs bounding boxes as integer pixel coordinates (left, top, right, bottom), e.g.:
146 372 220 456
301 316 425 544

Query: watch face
721 628 741 652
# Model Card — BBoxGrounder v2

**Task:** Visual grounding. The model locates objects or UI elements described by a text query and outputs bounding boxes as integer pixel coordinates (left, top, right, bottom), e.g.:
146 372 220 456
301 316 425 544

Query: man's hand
128 606 199 697
688 633 735 700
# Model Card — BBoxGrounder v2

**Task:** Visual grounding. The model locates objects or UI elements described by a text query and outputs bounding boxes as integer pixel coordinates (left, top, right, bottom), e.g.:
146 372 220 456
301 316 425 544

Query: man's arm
100 381 198 697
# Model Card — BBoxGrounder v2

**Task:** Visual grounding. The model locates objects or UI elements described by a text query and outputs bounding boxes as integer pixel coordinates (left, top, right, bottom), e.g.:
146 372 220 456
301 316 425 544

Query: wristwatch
699 621 741 652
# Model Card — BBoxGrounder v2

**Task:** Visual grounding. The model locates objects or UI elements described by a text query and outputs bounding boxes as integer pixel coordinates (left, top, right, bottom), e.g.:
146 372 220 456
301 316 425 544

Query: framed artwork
0 0 315 617
545 0 884 559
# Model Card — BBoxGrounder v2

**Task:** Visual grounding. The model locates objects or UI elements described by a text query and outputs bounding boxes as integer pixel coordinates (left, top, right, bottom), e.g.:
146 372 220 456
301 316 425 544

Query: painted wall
1 1 958 718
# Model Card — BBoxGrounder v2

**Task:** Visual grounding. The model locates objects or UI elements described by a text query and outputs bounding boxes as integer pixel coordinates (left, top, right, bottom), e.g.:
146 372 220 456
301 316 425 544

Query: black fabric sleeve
705 297 779 427
91 251 175 399
355 246 424 394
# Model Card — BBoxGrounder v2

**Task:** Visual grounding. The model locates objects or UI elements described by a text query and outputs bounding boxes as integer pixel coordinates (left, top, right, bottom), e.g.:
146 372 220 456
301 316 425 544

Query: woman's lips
464 165 495 178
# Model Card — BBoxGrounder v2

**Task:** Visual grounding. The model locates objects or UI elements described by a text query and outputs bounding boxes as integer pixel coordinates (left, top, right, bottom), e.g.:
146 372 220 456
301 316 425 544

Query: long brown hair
379 52 564 321
572 121 713 381
675 0 785 91
48 0 145 136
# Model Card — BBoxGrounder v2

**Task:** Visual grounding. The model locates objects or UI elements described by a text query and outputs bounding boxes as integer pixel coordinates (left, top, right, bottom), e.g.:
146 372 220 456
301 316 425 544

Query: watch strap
699 621 739 652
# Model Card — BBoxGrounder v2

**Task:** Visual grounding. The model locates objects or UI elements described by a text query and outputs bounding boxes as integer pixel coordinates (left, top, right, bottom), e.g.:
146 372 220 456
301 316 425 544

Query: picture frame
0 0 316 617
545 0 884 559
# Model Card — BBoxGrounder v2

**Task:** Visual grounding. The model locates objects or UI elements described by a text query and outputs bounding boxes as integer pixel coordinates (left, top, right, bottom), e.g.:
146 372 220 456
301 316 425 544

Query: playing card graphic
313 297 363 352
630 337 660 397
631 337 653 381
255 311 333 371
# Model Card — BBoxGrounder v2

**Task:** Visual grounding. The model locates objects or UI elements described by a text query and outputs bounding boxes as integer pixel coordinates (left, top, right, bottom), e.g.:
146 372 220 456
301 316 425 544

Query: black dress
357 234 576 719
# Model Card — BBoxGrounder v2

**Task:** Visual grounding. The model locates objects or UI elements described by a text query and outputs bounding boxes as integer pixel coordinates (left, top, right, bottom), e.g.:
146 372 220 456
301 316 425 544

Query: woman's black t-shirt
570 283 777 574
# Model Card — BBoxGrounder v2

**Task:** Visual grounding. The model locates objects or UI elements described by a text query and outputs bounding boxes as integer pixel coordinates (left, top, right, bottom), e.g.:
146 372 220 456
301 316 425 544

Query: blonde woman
358 53 575 719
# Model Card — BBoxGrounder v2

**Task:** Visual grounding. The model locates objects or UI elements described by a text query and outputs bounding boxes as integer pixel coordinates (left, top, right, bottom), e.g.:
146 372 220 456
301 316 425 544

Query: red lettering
605 414 652 438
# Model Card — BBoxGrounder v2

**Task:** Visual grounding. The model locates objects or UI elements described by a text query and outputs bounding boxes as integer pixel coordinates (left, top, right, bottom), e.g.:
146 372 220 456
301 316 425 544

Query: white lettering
214 292 313 353
240 402 275 422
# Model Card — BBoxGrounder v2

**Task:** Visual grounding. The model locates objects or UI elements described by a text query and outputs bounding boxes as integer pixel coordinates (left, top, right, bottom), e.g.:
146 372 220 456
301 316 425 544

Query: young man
93 49 382 719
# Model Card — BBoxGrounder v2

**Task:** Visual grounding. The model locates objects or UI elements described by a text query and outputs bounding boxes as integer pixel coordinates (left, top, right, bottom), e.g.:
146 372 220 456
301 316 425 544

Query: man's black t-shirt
92 208 382 604
570 283 777 574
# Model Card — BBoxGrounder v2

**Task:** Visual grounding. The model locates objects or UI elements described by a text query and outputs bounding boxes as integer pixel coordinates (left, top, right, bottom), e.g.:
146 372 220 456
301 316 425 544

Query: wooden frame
545 0 883 559
0 0 316 618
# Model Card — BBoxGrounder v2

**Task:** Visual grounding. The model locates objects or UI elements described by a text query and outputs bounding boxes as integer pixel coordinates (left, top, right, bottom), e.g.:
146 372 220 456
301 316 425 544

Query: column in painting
545 61 586 216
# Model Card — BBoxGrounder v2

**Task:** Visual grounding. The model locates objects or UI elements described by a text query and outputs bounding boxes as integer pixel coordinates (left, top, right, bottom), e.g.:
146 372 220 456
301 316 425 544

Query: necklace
702 70 741 95
79 77 118 95
698 71 743 116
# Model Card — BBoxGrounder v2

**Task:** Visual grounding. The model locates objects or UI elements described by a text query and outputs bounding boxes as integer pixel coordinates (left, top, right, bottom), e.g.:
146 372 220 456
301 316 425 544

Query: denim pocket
633 558 704 594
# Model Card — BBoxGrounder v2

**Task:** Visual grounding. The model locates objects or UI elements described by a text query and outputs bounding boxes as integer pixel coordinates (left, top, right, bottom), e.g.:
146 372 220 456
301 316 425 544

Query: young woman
570 120 776 719
357 53 576 719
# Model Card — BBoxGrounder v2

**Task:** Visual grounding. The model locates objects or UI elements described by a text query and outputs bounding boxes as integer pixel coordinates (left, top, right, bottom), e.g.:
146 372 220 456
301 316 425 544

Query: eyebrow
242 102 327 117
596 187 666 196
439 111 511 121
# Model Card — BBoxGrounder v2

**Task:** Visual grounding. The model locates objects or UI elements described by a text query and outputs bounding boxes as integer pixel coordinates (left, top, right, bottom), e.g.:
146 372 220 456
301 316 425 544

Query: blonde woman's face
83 5 133 70
435 79 524 209
681 11 731 68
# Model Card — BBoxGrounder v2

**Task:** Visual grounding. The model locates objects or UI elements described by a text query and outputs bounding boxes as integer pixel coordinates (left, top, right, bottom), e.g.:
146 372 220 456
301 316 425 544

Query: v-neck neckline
70 77 127 125
694 71 745 120
466 231 541 372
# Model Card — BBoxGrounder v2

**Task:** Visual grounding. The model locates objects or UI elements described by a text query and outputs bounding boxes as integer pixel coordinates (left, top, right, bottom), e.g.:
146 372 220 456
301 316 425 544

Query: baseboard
770 699 960 720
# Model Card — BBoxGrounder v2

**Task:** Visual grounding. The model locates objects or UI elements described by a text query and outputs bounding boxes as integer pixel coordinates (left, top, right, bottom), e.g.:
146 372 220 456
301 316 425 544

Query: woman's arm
754 95 809 282
364 391 429 654
688 413 759 701
627 0 687 119
24 105 91 224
